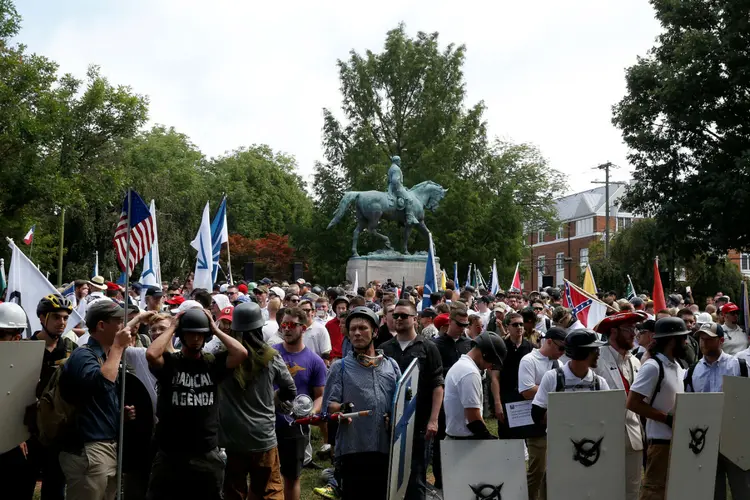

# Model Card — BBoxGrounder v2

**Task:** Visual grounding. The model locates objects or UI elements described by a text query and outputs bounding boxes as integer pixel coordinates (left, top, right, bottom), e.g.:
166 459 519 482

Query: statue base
346 250 441 289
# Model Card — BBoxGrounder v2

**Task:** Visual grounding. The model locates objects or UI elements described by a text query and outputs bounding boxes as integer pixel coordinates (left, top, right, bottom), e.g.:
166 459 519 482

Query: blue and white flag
453 262 458 289
421 233 438 309
139 199 162 293
490 259 499 295
465 263 472 288
210 196 229 283
191 202 213 292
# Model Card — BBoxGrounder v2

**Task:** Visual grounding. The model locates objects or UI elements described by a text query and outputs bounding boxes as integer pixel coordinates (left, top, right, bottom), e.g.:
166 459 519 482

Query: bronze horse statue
327 180 447 257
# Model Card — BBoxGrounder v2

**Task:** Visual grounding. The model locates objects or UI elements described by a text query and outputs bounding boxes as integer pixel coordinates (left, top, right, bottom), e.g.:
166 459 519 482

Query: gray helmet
653 317 689 339
345 306 380 332
232 302 265 332
564 329 608 360
471 332 507 370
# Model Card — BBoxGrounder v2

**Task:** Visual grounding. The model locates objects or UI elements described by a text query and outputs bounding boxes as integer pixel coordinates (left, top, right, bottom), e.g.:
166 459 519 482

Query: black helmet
177 308 211 343
37 294 74 317
345 306 380 332
564 329 608 360
312 286 324 295
232 302 265 331
471 332 507 370
653 317 689 338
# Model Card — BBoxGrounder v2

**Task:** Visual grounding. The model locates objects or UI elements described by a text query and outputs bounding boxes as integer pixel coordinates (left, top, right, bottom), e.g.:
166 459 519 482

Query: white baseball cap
270 286 286 300
171 299 203 315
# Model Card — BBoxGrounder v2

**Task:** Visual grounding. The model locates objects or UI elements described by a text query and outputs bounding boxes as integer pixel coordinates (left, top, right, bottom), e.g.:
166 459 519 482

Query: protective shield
0 341 44 453
547 390 626 500
667 392 724 500
720 375 750 470
441 439 529 500
387 358 419 500
122 371 155 472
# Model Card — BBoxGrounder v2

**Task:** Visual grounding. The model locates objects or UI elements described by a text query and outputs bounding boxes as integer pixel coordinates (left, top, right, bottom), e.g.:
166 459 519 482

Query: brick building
527 182 636 291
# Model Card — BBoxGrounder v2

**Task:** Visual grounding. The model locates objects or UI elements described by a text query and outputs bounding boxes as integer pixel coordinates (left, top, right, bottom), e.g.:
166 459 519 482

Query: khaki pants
224 448 284 500
640 443 670 500
59 441 118 500
526 436 547 500
626 447 643 500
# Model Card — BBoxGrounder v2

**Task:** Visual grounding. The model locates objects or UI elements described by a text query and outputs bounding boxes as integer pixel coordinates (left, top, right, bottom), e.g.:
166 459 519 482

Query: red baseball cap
165 295 185 307
722 303 740 314
106 281 120 292
434 313 451 329
237 284 248 294
217 306 234 322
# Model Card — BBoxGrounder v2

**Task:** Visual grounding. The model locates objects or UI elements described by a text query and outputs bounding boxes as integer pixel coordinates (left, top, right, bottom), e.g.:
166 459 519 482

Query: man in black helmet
145 307 248 500
529 329 609 500
443 332 507 440
322 306 401 500
627 317 689 500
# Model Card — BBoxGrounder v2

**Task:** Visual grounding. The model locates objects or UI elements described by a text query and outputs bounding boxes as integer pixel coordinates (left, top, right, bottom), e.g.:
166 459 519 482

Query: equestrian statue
327 156 447 257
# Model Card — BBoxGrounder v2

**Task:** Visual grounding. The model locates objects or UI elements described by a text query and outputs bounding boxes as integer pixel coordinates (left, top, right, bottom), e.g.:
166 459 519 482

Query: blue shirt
684 352 740 393
61 337 119 446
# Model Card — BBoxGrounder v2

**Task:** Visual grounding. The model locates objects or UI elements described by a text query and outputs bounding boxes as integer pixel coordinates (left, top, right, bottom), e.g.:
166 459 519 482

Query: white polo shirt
303 321 332 357
532 362 610 409
518 349 561 394
444 354 483 437
722 325 748 355
630 353 684 440
684 351 739 393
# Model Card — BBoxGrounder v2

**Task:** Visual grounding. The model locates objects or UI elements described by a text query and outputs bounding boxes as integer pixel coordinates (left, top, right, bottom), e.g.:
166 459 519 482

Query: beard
614 334 634 351
673 339 688 360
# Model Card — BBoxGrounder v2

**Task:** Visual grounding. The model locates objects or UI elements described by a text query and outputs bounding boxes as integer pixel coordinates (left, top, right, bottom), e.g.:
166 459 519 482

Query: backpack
684 358 748 392
554 367 601 392
36 345 102 446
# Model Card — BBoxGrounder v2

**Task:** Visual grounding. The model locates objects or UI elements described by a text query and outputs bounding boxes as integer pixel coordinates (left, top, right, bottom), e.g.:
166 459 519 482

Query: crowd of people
0 273 748 500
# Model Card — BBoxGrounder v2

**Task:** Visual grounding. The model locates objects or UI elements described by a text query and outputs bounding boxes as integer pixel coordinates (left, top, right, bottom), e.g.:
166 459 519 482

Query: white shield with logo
0 340 45 453
387 358 419 500
720 375 750 471
547 390 626 500
667 392 724 500
441 439 529 499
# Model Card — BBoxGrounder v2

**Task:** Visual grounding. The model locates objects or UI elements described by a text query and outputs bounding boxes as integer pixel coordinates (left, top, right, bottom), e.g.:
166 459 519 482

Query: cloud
16 0 660 193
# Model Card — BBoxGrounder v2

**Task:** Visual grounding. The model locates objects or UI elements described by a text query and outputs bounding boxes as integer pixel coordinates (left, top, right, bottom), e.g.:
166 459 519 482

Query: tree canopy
613 0 750 259
304 24 565 283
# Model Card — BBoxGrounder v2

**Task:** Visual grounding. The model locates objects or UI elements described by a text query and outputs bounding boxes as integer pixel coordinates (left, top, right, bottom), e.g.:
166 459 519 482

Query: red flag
509 262 521 292
652 257 666 313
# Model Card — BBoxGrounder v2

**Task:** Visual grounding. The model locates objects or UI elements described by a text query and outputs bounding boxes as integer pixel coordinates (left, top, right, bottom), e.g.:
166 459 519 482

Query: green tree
613 0 750 258
308 24 564 284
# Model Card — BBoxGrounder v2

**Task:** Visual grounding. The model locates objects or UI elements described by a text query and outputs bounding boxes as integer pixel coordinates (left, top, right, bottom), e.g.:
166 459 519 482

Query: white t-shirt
124 347 158 413
518 349 562 394
722 325 748 355
203 335 226 355
303 321 332 357
532 362 610 409
444 354 483 437
630 353 684 440
262 320 279 343
478 310 491 330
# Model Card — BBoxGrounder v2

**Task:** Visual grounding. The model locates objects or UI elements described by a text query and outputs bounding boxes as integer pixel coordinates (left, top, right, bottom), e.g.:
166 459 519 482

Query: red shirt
326 318 343 359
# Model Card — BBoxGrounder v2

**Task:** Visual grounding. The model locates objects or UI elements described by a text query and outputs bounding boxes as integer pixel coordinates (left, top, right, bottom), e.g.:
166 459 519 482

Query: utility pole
592 162 618 260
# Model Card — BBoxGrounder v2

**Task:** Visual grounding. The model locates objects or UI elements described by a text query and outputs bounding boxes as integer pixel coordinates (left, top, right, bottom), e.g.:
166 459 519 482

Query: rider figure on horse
387 155 419 225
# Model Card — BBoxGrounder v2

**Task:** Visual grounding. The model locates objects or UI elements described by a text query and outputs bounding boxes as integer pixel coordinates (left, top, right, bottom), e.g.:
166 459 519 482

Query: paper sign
506 400 534 428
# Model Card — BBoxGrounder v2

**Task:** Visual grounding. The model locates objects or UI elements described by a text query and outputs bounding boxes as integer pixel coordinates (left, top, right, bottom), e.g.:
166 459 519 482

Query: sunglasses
510 322 524 328
301 308 313 313
167 293 180 298
454 320 470 328
290 299 300 303
533 307 544 311
280 322 304 330
392 313 414 320
552 340 566 351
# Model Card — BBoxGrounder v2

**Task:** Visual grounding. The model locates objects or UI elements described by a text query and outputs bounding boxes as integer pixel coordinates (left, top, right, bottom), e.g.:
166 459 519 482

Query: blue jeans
406 431 432 500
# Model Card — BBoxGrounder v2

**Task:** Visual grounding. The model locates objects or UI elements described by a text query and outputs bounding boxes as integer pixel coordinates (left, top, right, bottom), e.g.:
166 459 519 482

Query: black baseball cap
420 309 437 319
543 326 568 342
145 286 163 298
637 319 656 332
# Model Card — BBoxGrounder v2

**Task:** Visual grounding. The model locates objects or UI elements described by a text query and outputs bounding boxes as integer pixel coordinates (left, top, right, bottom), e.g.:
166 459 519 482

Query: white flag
191 202 213 292
140 200 162 290
6 241 84 338
353 270 359 293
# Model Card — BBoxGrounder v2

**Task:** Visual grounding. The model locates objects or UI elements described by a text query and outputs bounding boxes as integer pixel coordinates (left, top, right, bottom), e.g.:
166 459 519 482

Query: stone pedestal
346 251 440 288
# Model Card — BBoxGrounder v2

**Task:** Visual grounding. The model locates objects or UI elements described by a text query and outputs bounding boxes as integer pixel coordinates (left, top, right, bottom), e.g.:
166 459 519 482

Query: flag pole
29 229 34 263
222 195 233 285
115 189 131 500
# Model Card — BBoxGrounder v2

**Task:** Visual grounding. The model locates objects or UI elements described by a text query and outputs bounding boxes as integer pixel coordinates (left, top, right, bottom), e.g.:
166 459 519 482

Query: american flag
113 190 155 275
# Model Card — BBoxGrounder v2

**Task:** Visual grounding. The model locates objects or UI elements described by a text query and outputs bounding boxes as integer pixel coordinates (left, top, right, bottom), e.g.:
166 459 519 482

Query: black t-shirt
499 338 533 403
151 350 231 454
30 333 77 398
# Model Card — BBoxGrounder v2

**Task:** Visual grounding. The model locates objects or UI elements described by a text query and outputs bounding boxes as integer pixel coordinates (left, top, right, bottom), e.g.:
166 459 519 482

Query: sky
14 0 662 195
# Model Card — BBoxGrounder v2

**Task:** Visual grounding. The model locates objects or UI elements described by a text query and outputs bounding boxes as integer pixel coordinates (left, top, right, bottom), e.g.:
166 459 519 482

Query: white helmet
696 312 713 325
0 302 28 329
